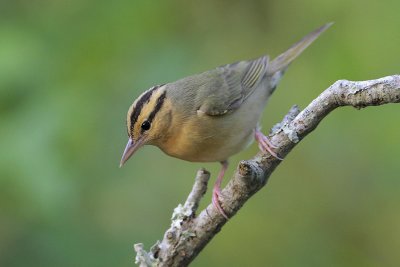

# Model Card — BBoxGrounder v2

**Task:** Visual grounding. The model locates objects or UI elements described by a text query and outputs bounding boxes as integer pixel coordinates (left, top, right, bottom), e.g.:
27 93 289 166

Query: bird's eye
141 120 151 131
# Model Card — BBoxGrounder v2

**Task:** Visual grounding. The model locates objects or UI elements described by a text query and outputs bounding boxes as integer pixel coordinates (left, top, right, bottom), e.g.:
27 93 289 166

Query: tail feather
267 22 333 75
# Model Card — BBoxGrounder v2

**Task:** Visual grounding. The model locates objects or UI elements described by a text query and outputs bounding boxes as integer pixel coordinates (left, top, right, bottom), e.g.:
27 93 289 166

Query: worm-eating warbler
120 23 331 219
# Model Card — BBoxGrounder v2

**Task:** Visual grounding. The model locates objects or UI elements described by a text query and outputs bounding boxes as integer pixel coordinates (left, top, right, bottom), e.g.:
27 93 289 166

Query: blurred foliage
0 0 399 266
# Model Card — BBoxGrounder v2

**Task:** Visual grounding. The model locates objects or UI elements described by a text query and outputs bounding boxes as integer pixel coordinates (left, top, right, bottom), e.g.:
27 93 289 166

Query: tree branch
134 75 400 267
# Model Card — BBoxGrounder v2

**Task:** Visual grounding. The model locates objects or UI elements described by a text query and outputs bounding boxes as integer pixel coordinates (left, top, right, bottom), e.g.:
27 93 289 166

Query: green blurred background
1 0 399 266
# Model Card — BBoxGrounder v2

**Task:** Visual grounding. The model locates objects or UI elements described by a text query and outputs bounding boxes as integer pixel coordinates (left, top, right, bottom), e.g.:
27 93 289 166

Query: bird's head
120 84 171 167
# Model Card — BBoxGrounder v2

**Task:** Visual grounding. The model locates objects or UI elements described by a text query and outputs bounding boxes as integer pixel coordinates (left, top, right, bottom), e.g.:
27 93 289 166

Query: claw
255 128 283 160
262 134 278 148
212 186 228 219
211 161 229 220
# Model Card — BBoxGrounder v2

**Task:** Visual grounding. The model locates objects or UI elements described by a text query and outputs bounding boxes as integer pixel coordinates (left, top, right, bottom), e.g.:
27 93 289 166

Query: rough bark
134 75 400 267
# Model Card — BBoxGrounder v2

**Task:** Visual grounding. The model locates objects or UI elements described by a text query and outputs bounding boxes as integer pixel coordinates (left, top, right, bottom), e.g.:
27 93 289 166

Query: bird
120 23 331 219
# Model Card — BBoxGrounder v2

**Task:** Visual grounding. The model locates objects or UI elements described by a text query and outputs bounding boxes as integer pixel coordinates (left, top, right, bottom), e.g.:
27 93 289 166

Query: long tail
267 22 333 75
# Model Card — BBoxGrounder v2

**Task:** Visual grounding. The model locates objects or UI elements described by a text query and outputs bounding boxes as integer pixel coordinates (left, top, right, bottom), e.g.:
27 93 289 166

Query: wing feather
198 55 269 116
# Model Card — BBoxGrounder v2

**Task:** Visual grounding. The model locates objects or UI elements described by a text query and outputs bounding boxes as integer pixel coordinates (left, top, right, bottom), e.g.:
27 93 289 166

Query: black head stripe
130 86 159 131
141 90 167 133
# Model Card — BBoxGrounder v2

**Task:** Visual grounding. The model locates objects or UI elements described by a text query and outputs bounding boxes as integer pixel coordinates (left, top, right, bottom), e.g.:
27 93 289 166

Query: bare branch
134 75 400 267
184 169 211 214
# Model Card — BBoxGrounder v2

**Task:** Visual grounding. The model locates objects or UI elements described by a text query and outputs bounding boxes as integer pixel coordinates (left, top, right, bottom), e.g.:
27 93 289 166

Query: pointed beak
119 137 145 167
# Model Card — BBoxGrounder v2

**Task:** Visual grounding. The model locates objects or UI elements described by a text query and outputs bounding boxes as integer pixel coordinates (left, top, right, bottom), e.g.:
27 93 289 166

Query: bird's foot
254 128 283 160
212 185 229 220
211 160 229 220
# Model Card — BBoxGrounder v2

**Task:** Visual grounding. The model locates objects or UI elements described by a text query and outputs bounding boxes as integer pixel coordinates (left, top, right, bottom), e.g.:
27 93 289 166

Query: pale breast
157 79 272 162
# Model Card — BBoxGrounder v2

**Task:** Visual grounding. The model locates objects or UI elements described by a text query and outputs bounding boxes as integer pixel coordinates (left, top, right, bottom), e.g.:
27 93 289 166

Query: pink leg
212 160 229 219
255 127 283 160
